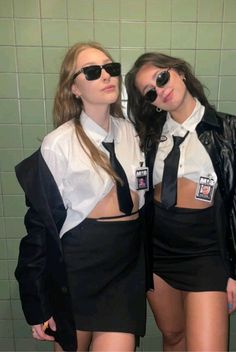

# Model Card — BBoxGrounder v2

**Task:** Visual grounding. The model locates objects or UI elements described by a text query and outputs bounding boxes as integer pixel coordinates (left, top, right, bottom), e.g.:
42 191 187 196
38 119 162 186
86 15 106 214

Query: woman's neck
170 93 196 124
84 105 110 131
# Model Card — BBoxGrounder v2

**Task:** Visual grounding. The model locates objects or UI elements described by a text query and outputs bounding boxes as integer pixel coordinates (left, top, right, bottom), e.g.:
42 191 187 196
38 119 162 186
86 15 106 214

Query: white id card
195 176 216 203
135 167 149 191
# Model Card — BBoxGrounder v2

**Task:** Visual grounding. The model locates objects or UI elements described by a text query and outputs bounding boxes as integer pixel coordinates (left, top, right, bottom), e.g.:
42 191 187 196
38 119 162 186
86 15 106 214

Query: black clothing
152 201 228 291
145 108 236 279
62 218 146 335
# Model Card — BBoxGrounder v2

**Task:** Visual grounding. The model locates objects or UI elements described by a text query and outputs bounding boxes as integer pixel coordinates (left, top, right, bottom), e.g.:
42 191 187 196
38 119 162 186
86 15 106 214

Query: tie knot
102 141 115 154
172 131 189 147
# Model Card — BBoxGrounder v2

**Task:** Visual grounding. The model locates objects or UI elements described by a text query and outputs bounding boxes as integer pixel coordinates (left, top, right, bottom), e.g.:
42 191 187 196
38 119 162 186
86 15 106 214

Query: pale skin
135 64 236 351
31 48 137 351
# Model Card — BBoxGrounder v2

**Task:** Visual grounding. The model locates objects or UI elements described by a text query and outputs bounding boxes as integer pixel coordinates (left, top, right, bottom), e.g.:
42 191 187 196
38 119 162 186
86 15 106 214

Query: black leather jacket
145 107 236 278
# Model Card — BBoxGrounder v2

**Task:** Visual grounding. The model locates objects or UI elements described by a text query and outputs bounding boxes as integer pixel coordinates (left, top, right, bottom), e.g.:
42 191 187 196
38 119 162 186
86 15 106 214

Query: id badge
195 176 216 203
135 166 149 191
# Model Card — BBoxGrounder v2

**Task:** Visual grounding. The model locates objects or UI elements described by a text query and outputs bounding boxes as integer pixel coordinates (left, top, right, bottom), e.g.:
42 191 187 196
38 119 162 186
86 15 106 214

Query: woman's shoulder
41 119 75 151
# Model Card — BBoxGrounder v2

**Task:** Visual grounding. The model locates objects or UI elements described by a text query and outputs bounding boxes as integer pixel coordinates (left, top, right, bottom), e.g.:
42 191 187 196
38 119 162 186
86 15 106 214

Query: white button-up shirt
41 111 145 237
153 99 217 187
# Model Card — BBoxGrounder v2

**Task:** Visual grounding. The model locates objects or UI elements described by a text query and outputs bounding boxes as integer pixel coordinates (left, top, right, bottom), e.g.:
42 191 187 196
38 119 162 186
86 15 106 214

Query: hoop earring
156 107 162 112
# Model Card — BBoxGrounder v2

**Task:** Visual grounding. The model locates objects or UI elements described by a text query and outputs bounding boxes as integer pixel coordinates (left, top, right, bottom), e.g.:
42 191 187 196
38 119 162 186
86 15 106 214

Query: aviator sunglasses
73 62 121 81
144 69 171 103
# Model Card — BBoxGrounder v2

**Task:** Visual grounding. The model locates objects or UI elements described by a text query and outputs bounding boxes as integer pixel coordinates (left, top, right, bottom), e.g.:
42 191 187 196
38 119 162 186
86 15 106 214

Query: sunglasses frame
144 68 171 103
73 62 121 81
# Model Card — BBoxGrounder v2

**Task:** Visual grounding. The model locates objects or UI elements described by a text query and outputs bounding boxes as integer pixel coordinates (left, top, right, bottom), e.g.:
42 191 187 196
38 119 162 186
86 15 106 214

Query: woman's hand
226 278 236 314
31 316 56 341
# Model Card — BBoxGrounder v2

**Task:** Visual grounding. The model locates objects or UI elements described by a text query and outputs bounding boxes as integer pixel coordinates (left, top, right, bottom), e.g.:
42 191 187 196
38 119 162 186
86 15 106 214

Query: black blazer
15 149 77 351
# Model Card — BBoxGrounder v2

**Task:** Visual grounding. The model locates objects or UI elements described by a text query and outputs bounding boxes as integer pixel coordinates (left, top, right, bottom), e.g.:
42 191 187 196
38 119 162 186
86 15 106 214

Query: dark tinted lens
144 88 157 103
156 70 170 87
83 65 102 80
104 63 121 77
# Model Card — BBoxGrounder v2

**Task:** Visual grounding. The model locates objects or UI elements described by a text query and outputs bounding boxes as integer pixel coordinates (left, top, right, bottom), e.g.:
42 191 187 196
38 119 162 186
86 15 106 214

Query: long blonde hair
53 42 124 181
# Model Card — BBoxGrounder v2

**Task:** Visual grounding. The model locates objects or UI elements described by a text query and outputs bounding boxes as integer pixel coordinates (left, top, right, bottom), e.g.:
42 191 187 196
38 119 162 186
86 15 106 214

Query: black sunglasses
144 69 170 103
73 62 121 81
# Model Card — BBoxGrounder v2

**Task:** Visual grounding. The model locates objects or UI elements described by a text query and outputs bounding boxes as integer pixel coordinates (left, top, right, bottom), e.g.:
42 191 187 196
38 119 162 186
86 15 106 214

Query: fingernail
228 303 233 309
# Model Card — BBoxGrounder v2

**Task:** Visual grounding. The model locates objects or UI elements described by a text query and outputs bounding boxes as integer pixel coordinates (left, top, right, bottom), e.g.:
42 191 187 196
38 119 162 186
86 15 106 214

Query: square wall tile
0 280 10 299
147 22 171 48
121 23 145 47
220 76 236 100
43 47 67 73
2 195 26 217
11 300 25 320
21 99 45 124
44 74 58 99
197 23 222 49
13 319 31 338
0 301 12 319
171 50 196 69
198 0 223 22
40 0 67 18
5 217 25 238
195 50 220 75
0 320 13 338
17 47 43 73
0 99 19 124
0 73 18 98
10 279 20 299
15 19 41 46
42 19 68 46
172 23 196 49
67 0 93 19
94 0 119 20
121 48 145 73
45 99 54 124
120 0 145 21
0 217 5 238
219 102 236 115
22 125 46 148
146 0 171 21
222 23 236 49
0 19 15 45
0 46 16 72
0 338 14 351
7 239 21 259
68 20 94 45
18 73 44 99
172 0 197 21
200 76 219 100
220 51 236 75
1 172 22 195
13 0 40 18
7 260 18 280
0 240 7 259
94 21 119 47
14 338 36 351
0 0 13 17
0 260 8 279
0 149 23 172
224 0 236 21
0 125 22 148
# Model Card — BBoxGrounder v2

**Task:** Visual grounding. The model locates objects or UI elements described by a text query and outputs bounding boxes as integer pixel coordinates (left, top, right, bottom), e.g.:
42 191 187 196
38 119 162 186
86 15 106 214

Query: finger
32 326 55 341
48 317 57 331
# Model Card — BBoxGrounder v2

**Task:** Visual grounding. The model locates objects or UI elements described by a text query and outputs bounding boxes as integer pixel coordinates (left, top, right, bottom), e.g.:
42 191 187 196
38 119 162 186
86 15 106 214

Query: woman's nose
101 68 111 80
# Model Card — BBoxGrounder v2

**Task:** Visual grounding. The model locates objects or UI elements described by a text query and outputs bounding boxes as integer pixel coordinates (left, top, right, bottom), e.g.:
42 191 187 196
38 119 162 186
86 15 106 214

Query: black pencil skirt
61 217 146 337
152 201 229 292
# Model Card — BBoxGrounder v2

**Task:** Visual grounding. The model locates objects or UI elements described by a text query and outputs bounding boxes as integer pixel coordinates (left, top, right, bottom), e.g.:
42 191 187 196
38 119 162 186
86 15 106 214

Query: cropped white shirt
41 111 145 237
153 99 217 187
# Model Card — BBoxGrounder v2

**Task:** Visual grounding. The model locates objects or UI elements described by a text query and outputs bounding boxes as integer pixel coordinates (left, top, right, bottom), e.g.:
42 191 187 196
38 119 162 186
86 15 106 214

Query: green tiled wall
0 0 236 351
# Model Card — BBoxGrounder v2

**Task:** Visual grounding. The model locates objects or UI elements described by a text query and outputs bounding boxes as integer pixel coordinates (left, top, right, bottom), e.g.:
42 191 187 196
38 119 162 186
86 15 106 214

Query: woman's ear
71 83 81 98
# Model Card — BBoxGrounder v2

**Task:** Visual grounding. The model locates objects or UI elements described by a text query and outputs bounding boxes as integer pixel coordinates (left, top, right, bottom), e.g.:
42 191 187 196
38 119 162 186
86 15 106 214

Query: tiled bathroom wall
0 0 236 350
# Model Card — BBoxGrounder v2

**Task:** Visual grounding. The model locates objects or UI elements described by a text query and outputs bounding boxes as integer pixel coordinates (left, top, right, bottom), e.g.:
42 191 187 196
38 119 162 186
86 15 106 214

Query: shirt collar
165 99 205 136
80 111 120 145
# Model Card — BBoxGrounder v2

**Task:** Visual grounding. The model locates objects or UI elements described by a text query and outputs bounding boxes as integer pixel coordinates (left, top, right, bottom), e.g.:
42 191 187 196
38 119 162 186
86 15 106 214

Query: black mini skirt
61 217 146 336
152 201 228 292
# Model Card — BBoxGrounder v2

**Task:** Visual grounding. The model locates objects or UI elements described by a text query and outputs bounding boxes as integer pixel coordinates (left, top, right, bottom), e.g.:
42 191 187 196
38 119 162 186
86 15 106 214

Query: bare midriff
154 177 213 209
88 186 140 221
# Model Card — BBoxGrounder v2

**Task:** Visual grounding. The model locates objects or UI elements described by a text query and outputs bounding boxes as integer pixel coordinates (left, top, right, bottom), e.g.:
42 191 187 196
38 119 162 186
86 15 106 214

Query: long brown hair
125 52 214 149
53 41 124 180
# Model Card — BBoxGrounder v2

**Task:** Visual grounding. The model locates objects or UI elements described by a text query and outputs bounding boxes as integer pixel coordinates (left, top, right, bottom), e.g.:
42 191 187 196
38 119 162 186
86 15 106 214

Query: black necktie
161 132 189 209
102 141 133 215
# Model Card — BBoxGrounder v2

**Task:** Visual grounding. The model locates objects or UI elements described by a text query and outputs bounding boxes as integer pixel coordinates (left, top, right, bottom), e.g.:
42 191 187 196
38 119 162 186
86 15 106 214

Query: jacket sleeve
15 198 52 325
